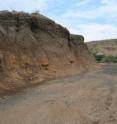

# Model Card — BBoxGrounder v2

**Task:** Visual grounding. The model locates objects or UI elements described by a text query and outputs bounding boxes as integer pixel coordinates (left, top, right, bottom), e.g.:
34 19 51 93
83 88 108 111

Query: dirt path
0 64 117 124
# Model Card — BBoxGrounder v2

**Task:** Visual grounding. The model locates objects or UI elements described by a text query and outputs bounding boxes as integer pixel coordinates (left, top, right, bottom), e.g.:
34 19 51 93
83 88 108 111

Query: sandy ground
0 64 117 124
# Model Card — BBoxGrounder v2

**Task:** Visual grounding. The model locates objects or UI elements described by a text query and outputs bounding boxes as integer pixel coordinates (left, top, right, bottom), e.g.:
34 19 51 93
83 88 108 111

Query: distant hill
87 39 117 62
87 39 117 56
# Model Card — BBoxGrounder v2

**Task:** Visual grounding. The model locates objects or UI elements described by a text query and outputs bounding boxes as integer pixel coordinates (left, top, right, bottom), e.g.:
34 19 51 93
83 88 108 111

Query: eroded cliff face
0 11 96 95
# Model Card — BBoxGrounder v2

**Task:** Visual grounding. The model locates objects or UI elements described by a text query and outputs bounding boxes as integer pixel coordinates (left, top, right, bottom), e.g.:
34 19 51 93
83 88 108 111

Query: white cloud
54 0 117 41
101 0 110 4
76 23 117 41
0 0 52 12
77 0 91 6
63 1 117 19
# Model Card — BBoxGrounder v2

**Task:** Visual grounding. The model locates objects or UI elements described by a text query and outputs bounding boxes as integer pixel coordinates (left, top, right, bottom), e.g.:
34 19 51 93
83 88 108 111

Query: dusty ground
0 64 117 124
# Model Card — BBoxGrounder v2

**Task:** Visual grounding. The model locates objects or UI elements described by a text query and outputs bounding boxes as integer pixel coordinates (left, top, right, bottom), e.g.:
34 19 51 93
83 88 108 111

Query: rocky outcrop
0 11 96 96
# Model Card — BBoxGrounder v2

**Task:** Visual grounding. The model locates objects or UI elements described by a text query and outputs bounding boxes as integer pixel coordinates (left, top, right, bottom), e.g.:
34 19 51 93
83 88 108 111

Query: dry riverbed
0 64 117 124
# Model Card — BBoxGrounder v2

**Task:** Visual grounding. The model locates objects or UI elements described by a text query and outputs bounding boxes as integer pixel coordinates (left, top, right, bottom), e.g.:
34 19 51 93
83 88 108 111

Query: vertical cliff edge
0 11 96 95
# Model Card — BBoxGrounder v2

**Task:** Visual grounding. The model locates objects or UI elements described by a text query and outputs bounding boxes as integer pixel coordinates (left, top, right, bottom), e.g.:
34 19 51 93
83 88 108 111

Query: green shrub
93 54 104 62
93 54 117 63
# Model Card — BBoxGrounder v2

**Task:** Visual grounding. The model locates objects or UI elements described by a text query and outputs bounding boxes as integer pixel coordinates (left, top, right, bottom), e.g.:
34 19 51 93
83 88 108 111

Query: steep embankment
0 11 96 96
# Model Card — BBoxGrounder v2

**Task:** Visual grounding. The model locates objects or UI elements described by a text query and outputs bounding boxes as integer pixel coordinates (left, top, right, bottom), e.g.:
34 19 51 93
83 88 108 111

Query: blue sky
0 0 117 41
